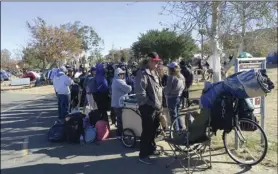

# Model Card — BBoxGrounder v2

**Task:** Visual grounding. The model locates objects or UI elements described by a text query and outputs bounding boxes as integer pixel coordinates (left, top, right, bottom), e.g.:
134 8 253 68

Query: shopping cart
121 94 167 148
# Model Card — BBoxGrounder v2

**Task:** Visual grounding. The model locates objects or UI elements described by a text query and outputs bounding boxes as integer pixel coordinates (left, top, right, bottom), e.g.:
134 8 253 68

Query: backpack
238 99 258 131
95 120 110 141
64 113 84 143
84 126 97 143
47 121 66 142
210 94 234 134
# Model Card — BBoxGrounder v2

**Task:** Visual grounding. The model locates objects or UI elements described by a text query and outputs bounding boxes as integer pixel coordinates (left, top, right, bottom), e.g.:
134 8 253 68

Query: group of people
52 51 194 165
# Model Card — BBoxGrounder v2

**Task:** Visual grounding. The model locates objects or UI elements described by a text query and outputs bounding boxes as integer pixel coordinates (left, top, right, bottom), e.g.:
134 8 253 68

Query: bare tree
161 1 277 73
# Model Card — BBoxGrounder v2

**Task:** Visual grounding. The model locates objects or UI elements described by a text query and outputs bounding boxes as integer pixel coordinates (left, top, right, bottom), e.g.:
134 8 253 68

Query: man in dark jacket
135 52 163 165
180 60 193 108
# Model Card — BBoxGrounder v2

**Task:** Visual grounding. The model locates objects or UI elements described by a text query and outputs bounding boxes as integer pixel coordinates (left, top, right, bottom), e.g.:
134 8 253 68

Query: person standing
84 67 98 110
135 52 163 165
180 60 193 108
53 66 73 121
164 62 185 130
93 63 110 122
111 68 132 139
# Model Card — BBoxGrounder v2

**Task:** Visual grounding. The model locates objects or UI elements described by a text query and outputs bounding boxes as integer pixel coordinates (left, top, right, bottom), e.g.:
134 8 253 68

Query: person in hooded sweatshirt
53 66 73 121
111 68 132 139
164 62 185 130
93 63 110 122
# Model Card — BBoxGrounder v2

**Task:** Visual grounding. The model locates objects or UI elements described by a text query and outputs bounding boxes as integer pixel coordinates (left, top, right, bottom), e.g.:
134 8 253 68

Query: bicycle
169 98 268 166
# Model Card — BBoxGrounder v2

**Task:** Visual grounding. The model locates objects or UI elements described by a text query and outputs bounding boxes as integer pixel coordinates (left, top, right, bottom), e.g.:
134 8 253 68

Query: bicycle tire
222 118 268 166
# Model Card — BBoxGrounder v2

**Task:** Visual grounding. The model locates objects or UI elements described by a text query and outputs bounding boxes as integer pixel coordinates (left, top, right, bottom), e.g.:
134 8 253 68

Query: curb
1 85 35 92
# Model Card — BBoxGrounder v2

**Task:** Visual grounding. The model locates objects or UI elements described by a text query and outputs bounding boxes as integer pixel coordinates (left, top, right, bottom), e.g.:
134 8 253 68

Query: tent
239 52 253 58
23 71 39 81
266 52 278 64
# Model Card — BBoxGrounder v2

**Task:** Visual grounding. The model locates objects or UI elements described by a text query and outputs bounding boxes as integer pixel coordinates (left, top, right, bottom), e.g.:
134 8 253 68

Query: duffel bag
47 121 66 142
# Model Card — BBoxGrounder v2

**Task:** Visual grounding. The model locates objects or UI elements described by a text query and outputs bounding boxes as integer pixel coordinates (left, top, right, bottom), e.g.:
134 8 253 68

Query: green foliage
106 48 134 62
131 29 198 62
62 21 104 52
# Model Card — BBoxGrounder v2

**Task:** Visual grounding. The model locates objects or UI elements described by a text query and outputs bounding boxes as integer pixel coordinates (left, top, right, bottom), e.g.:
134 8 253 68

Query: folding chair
164 108 212 173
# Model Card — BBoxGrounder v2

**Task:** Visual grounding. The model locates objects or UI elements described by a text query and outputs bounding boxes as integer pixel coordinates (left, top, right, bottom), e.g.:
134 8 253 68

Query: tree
132 29 198 62
62 21 104 54
161 1 277 72
26 17 83 70
106 48 134 62
1 49 12 68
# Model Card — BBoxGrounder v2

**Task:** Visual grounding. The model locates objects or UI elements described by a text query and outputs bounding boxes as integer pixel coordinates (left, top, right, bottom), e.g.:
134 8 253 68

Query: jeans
167 96 182 130
139 104 160 158
57 94 70 120
114 108 123 136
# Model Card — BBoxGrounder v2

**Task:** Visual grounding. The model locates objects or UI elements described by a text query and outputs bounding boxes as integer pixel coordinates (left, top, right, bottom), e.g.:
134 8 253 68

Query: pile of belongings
200 69 274 134
200 69 275 109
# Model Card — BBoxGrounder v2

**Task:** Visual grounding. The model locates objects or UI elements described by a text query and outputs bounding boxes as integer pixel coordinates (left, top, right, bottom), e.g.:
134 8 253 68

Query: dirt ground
190 66 278 170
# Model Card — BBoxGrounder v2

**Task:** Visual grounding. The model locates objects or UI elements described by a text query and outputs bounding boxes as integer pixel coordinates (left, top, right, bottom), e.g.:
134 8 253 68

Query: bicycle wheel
223 118 268 166
169 115 202 153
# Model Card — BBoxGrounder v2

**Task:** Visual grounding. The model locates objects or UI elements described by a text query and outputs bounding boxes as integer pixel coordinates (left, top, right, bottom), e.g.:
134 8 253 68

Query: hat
59 66 68 73
115 68 125 75
167 62 179 69
147 52 161 61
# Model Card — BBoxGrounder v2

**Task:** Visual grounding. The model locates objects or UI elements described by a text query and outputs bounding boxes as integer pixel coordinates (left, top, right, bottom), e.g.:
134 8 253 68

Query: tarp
23 71 38 81
239 52 253 58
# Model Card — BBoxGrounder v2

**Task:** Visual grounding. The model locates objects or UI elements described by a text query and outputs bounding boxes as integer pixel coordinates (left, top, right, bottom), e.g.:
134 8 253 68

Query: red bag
95 120 110 140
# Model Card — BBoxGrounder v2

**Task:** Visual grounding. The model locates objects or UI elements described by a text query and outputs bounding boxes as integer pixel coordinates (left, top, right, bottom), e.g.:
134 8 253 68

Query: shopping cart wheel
122 128 136 148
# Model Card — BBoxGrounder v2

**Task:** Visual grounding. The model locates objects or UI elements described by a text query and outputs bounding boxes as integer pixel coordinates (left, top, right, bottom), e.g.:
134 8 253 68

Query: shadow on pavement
0 95 218 174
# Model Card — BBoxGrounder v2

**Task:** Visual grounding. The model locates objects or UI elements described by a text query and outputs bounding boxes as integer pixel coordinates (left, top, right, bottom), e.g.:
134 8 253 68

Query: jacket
164 75 185 98
93 64 109 93
135 65 163 110
111 68 132 108
53 72 73 95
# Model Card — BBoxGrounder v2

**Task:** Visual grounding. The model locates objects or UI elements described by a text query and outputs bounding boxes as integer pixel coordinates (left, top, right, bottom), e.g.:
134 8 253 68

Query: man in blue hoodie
53 66 73 121
111 68 132 138
92 63 110 122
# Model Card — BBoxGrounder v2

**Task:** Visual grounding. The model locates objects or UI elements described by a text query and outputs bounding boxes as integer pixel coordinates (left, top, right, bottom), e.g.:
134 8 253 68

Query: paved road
1 92 276 174
0 92 178 174
1 91 45 112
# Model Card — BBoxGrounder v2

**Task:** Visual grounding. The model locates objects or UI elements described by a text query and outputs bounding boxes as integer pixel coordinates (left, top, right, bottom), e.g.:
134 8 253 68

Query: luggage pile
47 108 110 144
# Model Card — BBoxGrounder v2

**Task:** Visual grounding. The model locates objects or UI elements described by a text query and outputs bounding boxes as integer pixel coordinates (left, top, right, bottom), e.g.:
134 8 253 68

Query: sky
1 2 180 56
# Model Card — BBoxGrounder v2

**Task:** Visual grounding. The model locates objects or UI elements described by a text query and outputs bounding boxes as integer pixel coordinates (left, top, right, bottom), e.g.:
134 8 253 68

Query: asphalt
0 92 180 174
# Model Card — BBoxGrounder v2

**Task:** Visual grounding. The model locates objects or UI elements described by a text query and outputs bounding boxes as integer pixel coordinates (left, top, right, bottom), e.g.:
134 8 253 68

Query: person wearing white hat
53 66 74 121
164 62 185 130
111 68 132 139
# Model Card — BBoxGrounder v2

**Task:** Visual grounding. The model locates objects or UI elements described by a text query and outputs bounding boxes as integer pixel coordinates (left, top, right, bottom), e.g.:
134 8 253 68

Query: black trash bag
64 113 84 143
47 121 66 142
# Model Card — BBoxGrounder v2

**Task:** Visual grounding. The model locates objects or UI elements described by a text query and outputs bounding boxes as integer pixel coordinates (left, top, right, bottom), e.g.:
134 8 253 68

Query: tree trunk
211 1 222 82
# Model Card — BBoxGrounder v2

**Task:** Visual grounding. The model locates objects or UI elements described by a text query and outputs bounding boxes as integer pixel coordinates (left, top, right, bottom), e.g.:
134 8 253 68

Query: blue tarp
200 69 265 109
267 55 278 64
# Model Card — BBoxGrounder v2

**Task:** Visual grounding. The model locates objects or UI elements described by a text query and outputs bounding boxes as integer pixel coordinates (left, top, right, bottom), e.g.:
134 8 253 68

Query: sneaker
150 150 161 156
139 157 153 165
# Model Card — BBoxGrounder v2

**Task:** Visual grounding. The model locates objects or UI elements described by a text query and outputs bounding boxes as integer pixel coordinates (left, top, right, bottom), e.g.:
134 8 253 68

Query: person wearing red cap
135 52 163 165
